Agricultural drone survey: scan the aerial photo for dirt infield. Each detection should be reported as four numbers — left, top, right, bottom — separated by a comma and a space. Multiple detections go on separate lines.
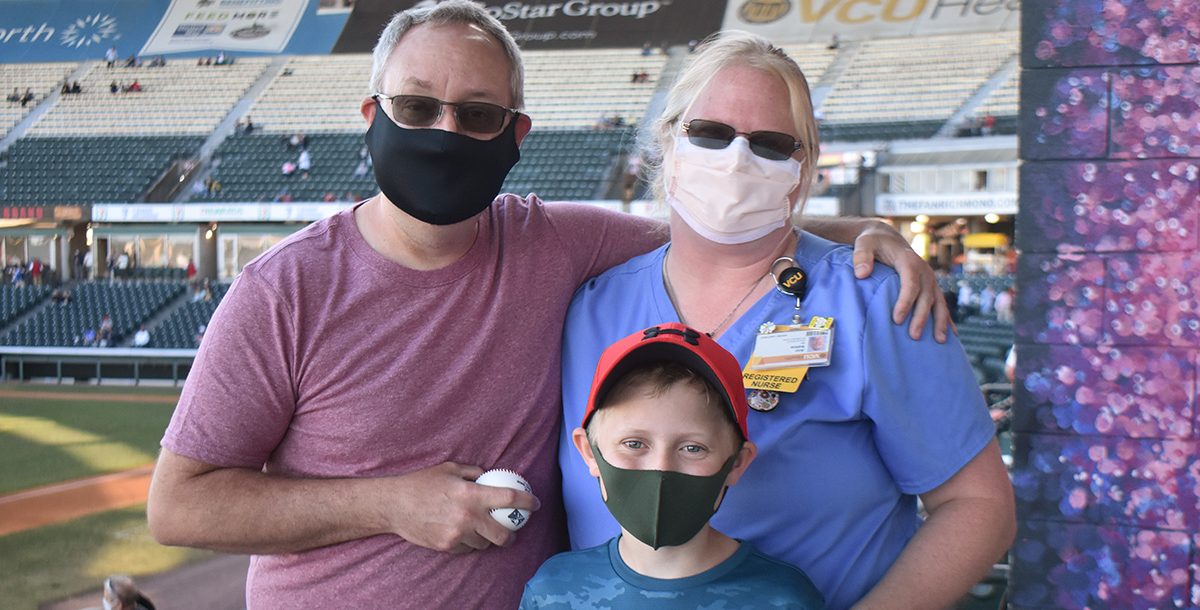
0, 465, 154, 537
0, 389, 179, 405
0, 385, 176, 535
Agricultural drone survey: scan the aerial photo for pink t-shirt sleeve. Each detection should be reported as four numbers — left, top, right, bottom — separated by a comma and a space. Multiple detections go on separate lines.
541, 202, 666, 282
162, 268, 298, 468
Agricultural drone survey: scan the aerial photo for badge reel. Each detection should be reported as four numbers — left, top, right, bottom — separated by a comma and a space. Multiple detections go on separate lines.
742, 257, 835, 412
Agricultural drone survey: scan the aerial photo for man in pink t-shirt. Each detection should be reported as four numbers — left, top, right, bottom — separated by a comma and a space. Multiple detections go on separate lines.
147, 3, 949, 609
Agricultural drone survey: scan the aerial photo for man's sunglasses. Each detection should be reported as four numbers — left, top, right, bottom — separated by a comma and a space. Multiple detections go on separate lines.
681, 119, 803, 161
374, 94, 518, 135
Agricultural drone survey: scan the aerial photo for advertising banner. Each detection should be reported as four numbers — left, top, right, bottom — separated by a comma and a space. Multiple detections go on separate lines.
723, 0, 1018, 43
874, 192, 1016, 217
141, 0, 309, 55
0, 0, 164, 63
333, 0, 727, 51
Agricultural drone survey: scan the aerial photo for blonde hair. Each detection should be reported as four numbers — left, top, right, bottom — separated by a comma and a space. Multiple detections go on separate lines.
369, 0, 525, 110
643, 30, 820, 214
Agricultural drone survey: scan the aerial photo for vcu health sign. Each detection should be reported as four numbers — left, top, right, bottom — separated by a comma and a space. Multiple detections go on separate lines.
726, 0, 1018, 42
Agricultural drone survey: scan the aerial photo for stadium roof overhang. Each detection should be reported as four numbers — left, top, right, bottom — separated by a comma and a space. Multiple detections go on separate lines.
877, 136, 1018, 173
877, 148, 1017, 172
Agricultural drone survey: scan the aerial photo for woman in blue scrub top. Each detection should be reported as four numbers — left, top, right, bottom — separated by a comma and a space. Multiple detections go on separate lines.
559, 31, 1016, 610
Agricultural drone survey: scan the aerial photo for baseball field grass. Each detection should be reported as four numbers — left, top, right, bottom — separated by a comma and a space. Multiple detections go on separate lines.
0, 384, 178, 494
0, 383, 206, 609
0, 504, 215, 609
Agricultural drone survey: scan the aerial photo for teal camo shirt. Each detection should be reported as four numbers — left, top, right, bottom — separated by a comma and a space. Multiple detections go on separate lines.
520, 537, 824, 609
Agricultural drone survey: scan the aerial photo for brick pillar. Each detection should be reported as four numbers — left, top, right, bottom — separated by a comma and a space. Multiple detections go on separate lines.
1011, 2, 1200, 608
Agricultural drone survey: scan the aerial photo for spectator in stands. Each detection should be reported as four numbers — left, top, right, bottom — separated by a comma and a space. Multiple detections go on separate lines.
323, 191, 337, 202
216, 51, 228, 65
193, 323, 206, 346
240, 116, 256, 134
127, 80, 143, 93
60, 81, 71, 95
102, 575, 156, 610
641, 41, 652, 56
149, 55, 167, 68
110, 81, 120, 94
82, 327, 96, 346
274, 188, 294, 202
281, 160, 297, 177
146, 5, 948, 609
6, 87, 18, 102
621, 152, 642, 205
105, 45, 118, 68
19, 88, 34, 107
71, 81, 82, 94
73, 250, 85, 279
297, 149, 312, 179
10, 265, 24, 287
981, 114, 996, 136
827, 34, 840, 50
204, 176, 222, 196
192, 279, 211, 302
979, 283, 997, 315
559, 31, 1010, 610
956, 279, 975, 319
124, 54, 140, 68
51, 288, 71, 305
133, 325, 151, 347
98, 314, 114, 347
353, 159, 370, 176
83, 250, 93, 279
994, 286, 1014, 324
190, 179, 207, 197
186, 259, 197, 282
29, 258, 42, 286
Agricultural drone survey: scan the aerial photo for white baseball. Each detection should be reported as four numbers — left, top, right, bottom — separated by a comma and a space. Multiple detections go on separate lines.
475, 469, 534, 531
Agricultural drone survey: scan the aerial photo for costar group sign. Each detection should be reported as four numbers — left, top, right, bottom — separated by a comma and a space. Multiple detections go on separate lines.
483, 1, 665, 20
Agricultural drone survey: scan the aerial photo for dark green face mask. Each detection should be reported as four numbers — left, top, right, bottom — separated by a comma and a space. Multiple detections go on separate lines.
590, 440, 738, 550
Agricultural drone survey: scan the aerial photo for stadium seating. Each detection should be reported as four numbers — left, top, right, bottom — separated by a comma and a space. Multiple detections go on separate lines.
0, 284, 52, 327
0, 135, 204, 204
148, 282, 229, 348
196, 132, 373, 202
27, 57, 271, 136
820, 32, 1017, 138
198, 127, 636, 203
1, 62, 77, 137
3, 281, 184, 346
956, 314, 1014, 384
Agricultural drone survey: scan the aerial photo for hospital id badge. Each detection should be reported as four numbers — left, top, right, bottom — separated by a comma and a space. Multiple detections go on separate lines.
750, 321, 834, 369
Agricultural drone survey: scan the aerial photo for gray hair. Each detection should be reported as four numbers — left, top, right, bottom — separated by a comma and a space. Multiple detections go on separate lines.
643, 30, 820, 213
369, 0, 525, 110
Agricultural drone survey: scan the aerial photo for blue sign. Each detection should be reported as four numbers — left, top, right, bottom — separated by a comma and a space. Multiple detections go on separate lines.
0, 0, 167, 63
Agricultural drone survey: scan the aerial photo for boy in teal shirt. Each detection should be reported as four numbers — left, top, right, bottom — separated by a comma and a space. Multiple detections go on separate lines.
521, 323, 823, 609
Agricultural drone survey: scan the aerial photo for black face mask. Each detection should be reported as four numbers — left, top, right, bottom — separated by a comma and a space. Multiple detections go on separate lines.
365, 99, 520, 226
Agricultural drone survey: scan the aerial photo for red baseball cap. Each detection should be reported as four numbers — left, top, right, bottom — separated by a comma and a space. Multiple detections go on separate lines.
583, 323, 750, 441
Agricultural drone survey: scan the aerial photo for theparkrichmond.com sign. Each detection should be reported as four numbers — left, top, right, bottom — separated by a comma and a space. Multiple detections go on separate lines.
726, 0, 1018, 42
333, 0, 726, 51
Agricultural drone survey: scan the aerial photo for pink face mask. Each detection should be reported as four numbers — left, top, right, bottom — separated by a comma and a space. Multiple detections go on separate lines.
665, 135, 802, 244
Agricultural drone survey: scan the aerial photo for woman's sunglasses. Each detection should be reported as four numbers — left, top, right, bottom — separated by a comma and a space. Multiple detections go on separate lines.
681, 119, 802, 161
374, 94, 517, 135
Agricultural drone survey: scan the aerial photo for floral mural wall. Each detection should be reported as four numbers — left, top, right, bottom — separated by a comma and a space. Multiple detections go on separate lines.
1013, 1, 1200, 608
